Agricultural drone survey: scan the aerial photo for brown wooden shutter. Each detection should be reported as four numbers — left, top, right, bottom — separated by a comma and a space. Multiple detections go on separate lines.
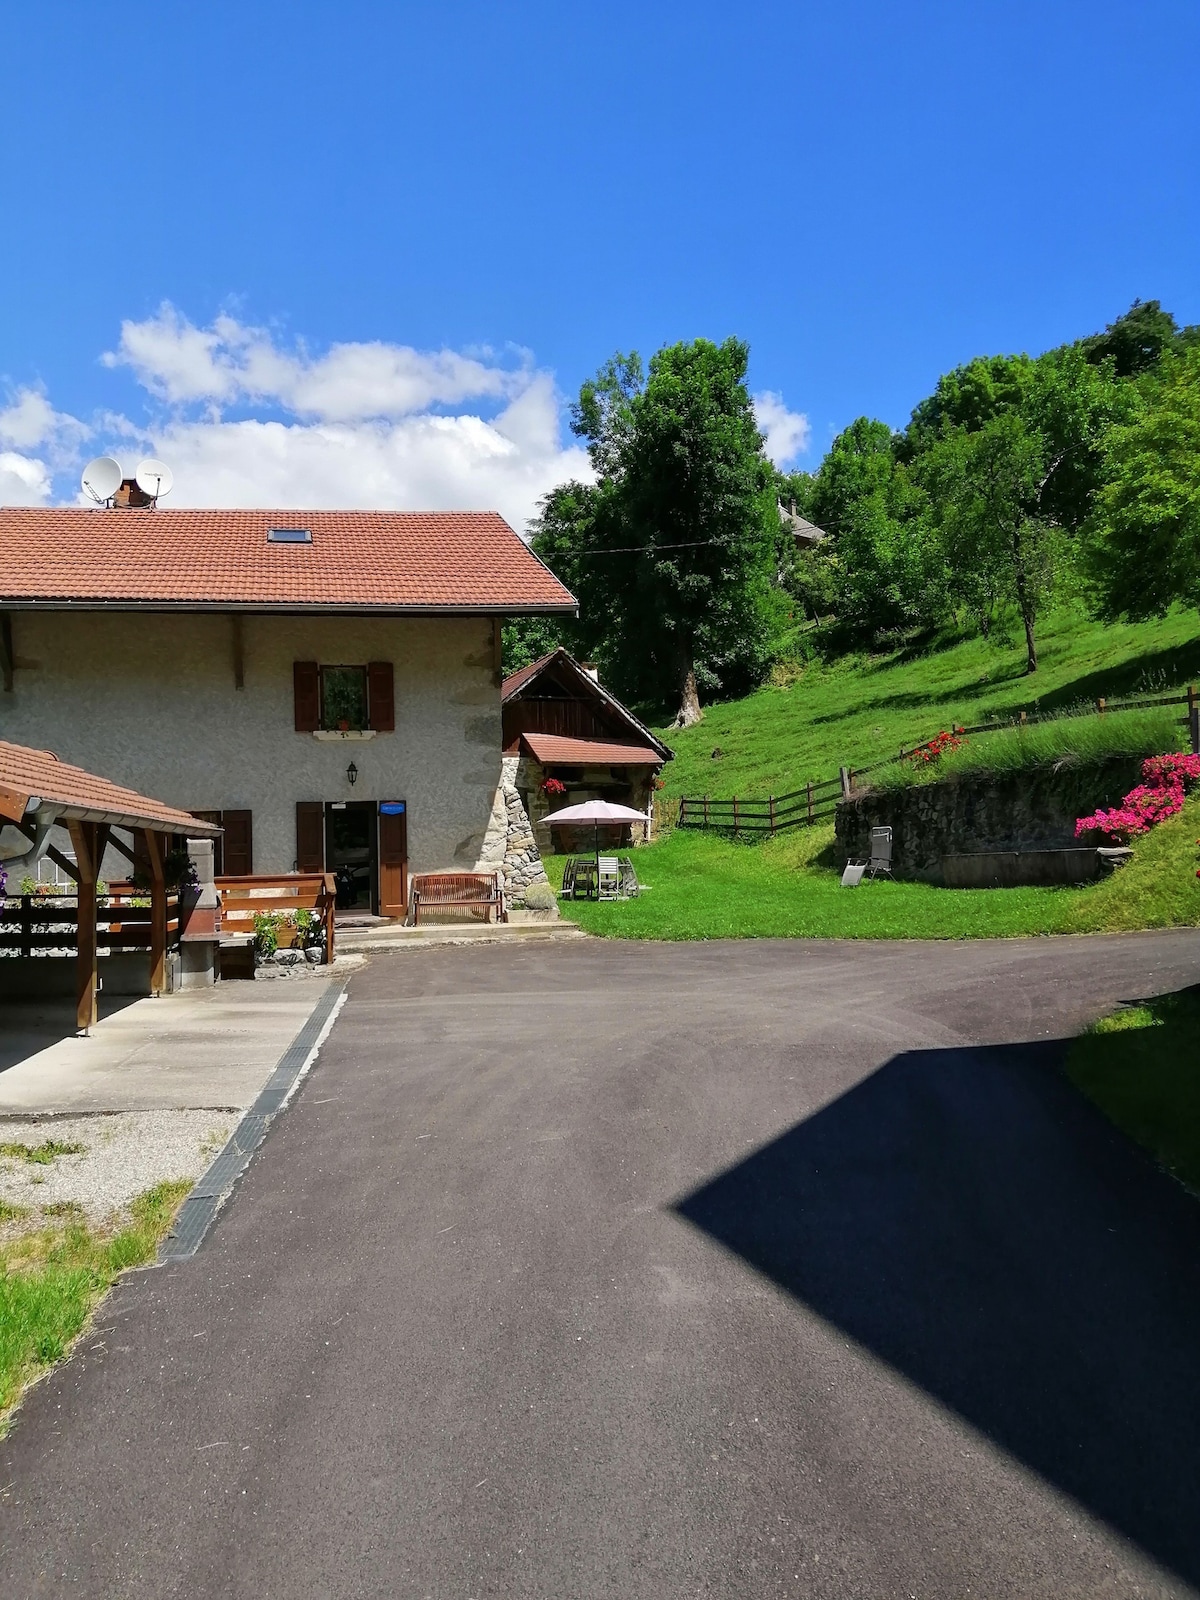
295, 802, 325, 873
294, 661, 320, 732
367, 661, 395, 731
378, 805, 407, 918
221, 810, 253, 877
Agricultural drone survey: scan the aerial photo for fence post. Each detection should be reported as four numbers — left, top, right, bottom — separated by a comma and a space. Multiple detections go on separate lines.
839, 766, 851, 800
807, 781, 813, 821
20, 893, 32, 958
1019, 711, 1027, 728
733, 796, 739, 832
703, 794, 709, 825
1097, 697, 1106, 716
1190, 685, 1199, 756
678, 798, 686, 827
769, 794, 776, 835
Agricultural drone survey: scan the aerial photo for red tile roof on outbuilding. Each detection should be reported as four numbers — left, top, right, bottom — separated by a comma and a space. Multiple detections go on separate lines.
0, 740, 221, 835
0, 508, 576, 613
519, 734, 664, 766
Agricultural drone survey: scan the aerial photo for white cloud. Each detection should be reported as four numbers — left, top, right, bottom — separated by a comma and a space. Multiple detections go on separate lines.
754, 390, 810, 467
0, 451, 53, 504
3, 308, 809, 532
103, 304, 528, 421
141, 369, 591, 533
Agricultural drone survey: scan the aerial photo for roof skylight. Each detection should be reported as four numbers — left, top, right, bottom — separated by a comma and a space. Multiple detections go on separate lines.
267, 527, 312, 544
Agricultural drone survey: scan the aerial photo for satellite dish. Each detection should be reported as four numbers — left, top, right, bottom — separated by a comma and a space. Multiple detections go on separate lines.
135, 458, 174, 501
81, 456, 123, 503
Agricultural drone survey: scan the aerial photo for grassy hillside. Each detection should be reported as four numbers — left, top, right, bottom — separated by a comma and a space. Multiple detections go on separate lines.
549, 792, 1200, 941
655, 608, 1200, 803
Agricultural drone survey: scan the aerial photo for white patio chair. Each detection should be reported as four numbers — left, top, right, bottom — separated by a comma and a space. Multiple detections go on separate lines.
597, 856, 620, 900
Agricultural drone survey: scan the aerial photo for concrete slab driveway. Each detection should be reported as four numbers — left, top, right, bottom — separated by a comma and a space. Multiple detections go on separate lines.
3, 931, 1200, 1598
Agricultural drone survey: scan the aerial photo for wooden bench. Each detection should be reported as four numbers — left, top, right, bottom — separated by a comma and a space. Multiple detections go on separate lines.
408, 871, 506, 926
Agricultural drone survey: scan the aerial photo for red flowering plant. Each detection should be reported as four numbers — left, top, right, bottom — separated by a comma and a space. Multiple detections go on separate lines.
540, 777, 567, 797
1075, 752, 1200, 844
909, 729, 966, 766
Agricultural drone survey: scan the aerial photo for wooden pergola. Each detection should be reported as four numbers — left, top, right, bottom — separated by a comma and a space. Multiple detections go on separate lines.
0, 739, 220, 1033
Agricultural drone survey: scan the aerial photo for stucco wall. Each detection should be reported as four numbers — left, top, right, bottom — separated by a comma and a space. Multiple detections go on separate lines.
1, 611, 505, 877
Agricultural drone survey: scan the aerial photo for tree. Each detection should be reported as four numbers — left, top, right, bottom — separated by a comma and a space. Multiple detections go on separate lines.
809, 418, 940, 637
1087, 348, 1200, 618
1082, 299, 1185, 377
535, 337, 780, 727
921, 412, 1064, 673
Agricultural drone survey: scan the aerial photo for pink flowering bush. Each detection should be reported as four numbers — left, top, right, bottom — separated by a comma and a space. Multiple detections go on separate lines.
1075, 753, 1200, 843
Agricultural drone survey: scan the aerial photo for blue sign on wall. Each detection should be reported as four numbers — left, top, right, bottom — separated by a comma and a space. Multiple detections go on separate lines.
380, 801, 406, 815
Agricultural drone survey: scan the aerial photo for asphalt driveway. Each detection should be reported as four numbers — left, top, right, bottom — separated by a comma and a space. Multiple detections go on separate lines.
4, 932, 1200, 1599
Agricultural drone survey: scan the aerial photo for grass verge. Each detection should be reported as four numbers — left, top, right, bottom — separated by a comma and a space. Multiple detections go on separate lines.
0, 1179, 191, 1432
1066, 987, 1200, 1194
548, 792, 1200, 941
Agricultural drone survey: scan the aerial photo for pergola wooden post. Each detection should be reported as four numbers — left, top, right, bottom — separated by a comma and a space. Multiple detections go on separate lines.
67, 819, 109, 1035
143, 828, 167, 996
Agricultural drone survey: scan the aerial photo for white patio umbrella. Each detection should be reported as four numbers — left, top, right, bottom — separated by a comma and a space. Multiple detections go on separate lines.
544, 799, 651, 865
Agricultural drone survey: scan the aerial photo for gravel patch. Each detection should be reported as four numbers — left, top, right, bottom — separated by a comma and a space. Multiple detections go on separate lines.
0, 1111, 233, 1226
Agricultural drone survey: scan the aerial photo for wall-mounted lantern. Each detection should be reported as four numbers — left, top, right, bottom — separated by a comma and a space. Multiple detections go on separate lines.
346, 761, 358, 787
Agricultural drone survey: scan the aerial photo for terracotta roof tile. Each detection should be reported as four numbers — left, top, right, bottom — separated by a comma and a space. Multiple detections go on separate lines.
520, 734, 663, 766
0, 508, 576, 613
0, 740, 220, 835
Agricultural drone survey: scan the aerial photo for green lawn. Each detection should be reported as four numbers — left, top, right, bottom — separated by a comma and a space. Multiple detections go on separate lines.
547, 791, 1200, 941
1067, 987, 1200, 1195
655, 607, 1200, 804
0, 1181, 190, 1432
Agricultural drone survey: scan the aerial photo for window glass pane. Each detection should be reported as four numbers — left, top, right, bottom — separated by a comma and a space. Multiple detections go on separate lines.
321, 666, 368, 729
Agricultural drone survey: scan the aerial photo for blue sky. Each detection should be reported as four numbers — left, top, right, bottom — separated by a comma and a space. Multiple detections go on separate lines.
2, 0, 1197, 524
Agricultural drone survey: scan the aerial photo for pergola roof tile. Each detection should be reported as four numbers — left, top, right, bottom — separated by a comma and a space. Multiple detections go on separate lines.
0, 740, 220, 835
520, 733, 663, 766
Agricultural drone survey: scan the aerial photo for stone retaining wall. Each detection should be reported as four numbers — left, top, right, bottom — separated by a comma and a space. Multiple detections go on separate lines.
835, 755, 1144, 882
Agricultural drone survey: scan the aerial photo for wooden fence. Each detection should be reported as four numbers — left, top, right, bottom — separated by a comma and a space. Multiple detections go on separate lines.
215, 873, 336, 965
676, 685, 1200, 838
0, 890, 182, 956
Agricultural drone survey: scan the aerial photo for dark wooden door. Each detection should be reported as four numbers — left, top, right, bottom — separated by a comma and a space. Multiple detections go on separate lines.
222, 810, 253, 877
295, 801, 325, 873
378, 804, 407, 919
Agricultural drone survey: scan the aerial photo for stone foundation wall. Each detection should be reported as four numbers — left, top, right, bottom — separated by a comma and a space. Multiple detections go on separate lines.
835, 755, 1145, 881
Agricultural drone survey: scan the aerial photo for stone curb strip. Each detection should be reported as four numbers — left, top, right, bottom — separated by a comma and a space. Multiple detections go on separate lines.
159, 980, 348, 1262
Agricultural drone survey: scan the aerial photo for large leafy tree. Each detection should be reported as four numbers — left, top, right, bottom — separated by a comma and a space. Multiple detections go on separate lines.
530, 337, 780, 727
1082, 299, 1197, 378
808, 418, 939, 637
1087, 348, 1200, 618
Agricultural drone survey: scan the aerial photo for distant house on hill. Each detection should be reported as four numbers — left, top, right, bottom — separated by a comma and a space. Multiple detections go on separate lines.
779, 502, 828, 548
502, 648, 672, 852
0, 501, 575, 915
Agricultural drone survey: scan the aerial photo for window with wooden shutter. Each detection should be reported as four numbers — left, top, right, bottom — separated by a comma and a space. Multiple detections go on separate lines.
222, 810, 253, 877
293, 661, 320, 732
295, 801, 325, 873
367, 661, 395, 731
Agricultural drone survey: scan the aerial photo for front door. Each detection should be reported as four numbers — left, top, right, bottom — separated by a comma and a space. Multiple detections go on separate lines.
378, 802, 408, 919
325, 801, 378, 912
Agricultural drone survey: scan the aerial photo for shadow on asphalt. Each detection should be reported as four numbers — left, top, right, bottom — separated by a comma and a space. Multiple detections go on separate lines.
675, 1039, 1200, 1590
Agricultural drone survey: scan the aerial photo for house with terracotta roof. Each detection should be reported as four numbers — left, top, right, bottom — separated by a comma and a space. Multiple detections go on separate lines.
501, 648, 671, 854
0, 503, 575, 915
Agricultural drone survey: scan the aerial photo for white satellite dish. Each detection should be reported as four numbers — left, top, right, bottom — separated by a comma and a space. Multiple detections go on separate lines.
81, 456, 123, 504
135, 458, 174, 501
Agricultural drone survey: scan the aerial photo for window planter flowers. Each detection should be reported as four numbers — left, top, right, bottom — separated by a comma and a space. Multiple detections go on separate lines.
1075, 752, 1200, 843
541, 777, 567, 797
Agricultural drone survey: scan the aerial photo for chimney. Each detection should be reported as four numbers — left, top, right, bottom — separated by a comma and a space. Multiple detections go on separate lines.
580, 662, 600, 683
111, 477, 156, 509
